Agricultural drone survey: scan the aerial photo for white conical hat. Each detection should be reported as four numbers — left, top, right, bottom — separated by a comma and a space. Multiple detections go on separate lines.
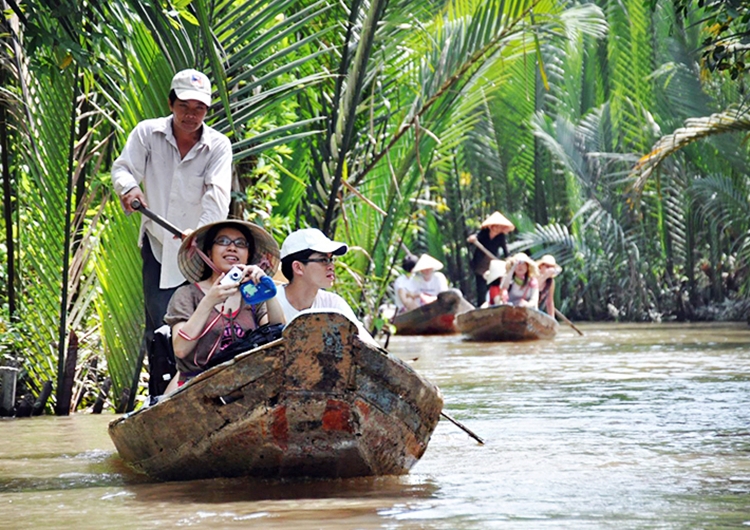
480, 211, 515, 231
483, 259, 507, 284
412, 253, 444, 272
536, 254, 562, 277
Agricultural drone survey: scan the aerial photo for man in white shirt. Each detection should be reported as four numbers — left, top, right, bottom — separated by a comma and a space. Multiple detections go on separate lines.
276, 228, 378, 346
110, 69, 232, 393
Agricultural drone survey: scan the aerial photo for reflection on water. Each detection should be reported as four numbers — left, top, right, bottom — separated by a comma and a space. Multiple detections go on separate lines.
1, 323, 750, 529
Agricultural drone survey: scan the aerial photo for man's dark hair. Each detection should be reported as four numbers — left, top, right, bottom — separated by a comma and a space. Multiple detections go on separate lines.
280, 249, 316, 283
402, 254, 418, 273
200, 223, 256, 280
169, 89, 178, 106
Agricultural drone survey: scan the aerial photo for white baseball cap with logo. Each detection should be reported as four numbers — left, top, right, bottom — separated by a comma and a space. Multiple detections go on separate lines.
170, 69, 212, 106
280, 228, 348, 259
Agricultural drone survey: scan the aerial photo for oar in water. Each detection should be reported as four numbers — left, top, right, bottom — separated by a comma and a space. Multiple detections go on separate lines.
441, 410, 485, 445
467, 237, 583, 336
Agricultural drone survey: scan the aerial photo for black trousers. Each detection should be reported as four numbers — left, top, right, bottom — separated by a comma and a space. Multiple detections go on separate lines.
140, 236, 183, 398
475, 273, 487, 307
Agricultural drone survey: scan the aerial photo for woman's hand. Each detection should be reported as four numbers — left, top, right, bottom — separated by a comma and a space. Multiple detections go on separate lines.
238, 264, 267, 285
203, 275, 239, 307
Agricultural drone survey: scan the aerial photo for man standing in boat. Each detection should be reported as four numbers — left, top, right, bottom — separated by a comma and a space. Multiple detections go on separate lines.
110, 69, 233, 395
467, 211, 515, 306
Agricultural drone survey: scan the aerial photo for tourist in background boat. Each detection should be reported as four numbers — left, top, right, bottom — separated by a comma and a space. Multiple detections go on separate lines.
481, 259, 507, 308
393, 254, 420, 314
410, 253, 450, 305
500, 253, 540, 309
111, 69, 232, 393
467, 211, 515, 306
276, 228, 378, 346
165, 220, 285, 387
536, 254, 562, 316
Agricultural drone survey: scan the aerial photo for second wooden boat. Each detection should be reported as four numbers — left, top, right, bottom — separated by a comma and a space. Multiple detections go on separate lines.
455, 305, 558, 341
392, 290, 474, 335
108, 311, 443, 481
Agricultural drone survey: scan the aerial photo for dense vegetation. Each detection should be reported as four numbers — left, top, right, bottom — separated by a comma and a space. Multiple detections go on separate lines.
0, 0, 748, 413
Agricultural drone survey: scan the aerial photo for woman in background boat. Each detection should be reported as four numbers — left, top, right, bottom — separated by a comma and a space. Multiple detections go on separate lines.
500, 253, 540, 309
410, 253, 450, 305
481, 259, 507, 308
536, 254, 562, 316
467, 211, 515, 306
164, 220, 285, 387
393, 254, 420, 314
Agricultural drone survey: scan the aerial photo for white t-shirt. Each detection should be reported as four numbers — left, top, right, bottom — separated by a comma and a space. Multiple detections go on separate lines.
411, 271, 449, 296
276, 285, 379, 346
393, 273, 416, 310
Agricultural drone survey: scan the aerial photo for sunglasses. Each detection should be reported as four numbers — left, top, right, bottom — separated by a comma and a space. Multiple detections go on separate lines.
302, 256, 336, 265
213, 236, 250, 249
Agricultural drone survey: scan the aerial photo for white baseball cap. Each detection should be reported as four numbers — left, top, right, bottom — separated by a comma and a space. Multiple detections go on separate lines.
280, 228, 348, 259
170, 69, 212, 106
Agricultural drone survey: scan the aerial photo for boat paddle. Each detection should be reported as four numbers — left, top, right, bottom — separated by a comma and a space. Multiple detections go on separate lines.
130, 199, 186, 239
467, 236, 584, 336
440, 410, 485, 444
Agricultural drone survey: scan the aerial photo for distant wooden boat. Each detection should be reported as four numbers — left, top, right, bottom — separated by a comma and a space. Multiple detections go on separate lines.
108, 312, 443, 481
455, 305, 558, 341
392, 290, 474, 335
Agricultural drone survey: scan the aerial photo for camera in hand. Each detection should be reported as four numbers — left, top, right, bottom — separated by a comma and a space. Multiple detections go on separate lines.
219, 266, 243, 285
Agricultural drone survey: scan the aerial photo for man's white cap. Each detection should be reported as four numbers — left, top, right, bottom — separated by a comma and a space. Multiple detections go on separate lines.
280, 228, 348, 259
170, 69, 212, 106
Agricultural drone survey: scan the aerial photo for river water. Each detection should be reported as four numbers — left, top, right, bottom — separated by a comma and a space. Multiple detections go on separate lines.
1, 323, 749, 529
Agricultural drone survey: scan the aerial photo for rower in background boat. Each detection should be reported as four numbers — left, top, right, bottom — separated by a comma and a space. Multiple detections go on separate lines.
536, 254, 563, 316
467, 211, 515, 306
500, 253, 540, 309
481, 259, 507, 308
393, 254, 420, 314
411, 253, 451, 305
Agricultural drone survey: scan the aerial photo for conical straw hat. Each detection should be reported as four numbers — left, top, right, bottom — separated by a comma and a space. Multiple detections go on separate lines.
177, 219, 280, 284
483, 259, 507, 284
412, 253, 444, 272
536, 254, 562, 276
480, 211, 515, 231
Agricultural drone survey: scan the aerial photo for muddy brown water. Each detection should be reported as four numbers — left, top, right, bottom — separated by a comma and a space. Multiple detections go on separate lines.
1, 323, 749, 529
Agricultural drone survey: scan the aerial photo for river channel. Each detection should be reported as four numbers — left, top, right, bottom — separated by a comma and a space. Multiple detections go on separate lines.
1, 323, 749, 529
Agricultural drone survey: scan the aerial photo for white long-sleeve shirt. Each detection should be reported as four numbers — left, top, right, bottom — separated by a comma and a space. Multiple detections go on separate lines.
111, 116, 232, 288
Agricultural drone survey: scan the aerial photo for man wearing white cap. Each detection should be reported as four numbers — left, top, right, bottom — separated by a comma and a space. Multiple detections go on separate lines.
276, 228, 378, 346
111, 68, 232, 373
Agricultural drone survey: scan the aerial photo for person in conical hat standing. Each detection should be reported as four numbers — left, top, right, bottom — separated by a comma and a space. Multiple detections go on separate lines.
467, 211, 515, 306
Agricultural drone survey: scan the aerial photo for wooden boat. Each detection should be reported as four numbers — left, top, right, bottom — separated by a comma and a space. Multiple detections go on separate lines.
455, 305, 559, 341
108, 311, 443, 481
392, 290, 474, 335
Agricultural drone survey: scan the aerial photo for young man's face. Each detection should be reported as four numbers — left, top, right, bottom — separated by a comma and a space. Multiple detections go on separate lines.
296, 252, 336, 289
169, 97, 208, 135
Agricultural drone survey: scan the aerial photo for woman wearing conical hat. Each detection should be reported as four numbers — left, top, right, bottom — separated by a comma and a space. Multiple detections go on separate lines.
500, 253, 540, 309
536, 254, 562, 316
410, 253, 450, 306
467, 211, 515, 306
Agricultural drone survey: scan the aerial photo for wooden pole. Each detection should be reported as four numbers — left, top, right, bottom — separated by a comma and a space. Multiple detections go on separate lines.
0, 366, 18, 416
467, 238, 583, 336
441, 411, 485, 445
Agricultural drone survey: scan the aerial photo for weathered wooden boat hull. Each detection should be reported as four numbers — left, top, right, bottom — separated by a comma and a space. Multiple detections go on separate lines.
108, 312, 443, 481
392, 290, 474, 335
455, 305, 559, 341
